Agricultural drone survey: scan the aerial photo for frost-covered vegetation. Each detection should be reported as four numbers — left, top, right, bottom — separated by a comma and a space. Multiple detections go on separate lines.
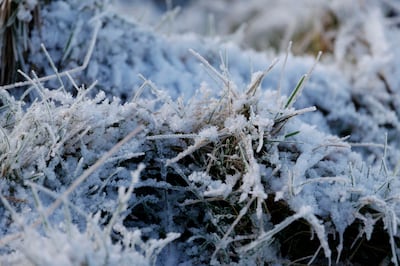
1, 0, 400, 265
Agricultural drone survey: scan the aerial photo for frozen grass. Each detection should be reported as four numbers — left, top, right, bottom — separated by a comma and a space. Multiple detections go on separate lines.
0, 0, 39, 86
1, 0, 400, 265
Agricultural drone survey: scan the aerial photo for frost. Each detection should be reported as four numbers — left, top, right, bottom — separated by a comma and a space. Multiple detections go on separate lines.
198, 126, 219, 142
2, 0, 400, 265
224, 115, 248, 134
17, 0, 38, 22
17, 6, 33, 22
3, 223, 179, 266
189, 172, 233, 199
203, 180, 231, 199
188, 171, 211, 184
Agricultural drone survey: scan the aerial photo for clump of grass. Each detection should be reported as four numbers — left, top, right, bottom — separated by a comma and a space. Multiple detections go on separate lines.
0, 61, 176, 265
137, 47, 400, 265
139, 48, 331, 264
0, 163, 179, 265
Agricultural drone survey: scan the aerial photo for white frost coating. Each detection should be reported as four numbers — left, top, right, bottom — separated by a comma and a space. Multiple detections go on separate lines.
302, 210, 332, 263
188, 171, 211, 184
240, 205, 312, 253
364, 8, 389, 59
16, 0, 38, 22
274, 190, 285, 201
224, 115, 248, 134
204, 181, 232, 199
250, 111, 273, 153
190, 171, 233, 199
239, 136, 268, 205
17, 5, 33, 22
198, 126, 219, 142
26, 0, 38, 10
11, 225, 179, 266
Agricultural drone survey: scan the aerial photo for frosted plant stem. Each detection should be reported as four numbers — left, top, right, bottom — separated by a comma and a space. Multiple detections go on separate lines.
189, 49, 229, 86
296, 176, 349, 188
154, 6, 181, 33
275, 106, 317, 124
277, 41, 292, 101
0, 195, 25, 228
211, 197, 255, 261
246, 58, 279, 97
147, 133, 198, 140
105, 164, 145, 236
308, 245, 322, 265
41, 43, 65, 92
348, 142, 386, 149
166, 138, 210, 166
138, 74, 182, 116
239, 209, 305, 253
31, 185, 50, 230
303, 211, 331, 264
284, 51, 322, 109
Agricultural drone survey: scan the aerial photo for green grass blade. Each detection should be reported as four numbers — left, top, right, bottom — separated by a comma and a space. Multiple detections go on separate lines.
285, 74, 307, 109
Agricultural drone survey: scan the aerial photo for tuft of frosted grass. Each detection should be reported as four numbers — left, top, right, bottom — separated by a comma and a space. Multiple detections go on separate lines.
357, 196, 399, 266
140, 49, 341, 264
128, 46, 400, 264
0, 167, 179, 266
